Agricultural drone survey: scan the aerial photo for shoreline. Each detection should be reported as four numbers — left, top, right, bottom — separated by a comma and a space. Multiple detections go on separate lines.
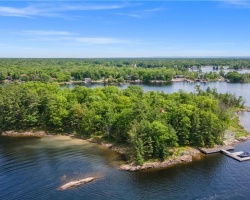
73, 136, 204, 171
0, 132, 205, 171
120, 134, 250, 172
1, 131, 48, 137
2, 123, 250, 172
119, 148, 203, 172
1, 77, 229, 86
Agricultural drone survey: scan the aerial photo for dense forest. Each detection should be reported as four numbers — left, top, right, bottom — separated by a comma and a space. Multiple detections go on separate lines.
0, 82, 243, 164
0, 58, 250, 83
226, 71, 250, 83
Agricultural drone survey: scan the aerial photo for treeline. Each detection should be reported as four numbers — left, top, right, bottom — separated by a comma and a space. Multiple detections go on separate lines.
1, 58, 250, 83
0, 58, 190, 83
0, 83, 243, 164
198, 71, 221, 81
226, 71, 250, 83
71, 67, 180, 83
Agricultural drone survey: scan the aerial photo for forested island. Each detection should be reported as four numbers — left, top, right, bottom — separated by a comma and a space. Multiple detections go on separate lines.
0, 81, 245, 166
226, 71, 250, 83
1, 58, 250, 84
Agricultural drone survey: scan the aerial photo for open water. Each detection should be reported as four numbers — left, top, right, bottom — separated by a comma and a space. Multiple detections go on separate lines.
1, 134, 250, 200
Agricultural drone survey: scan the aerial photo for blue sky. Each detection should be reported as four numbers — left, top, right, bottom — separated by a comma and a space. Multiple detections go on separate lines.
0, 0, 250, 58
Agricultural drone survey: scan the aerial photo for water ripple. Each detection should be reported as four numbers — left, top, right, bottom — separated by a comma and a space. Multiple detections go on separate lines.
2, 136, 250, 200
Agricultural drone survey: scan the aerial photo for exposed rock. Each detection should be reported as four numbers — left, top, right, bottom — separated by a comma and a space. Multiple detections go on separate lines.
238, 136, 248, 141
101, 143, 113, 148
119, 154, 194, 172
119, 147, 203, 172
184, 148, 201, 159
86, 138, 102, 144
1, 131, 46, 137
224, 140, 237, 146
110, 146, 128, 155
180, 155, 192, 162
60, 177, 95, 190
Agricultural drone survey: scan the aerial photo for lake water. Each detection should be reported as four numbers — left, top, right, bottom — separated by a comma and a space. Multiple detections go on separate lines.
239, 112, 250, 133
200, 66, 250, 74
1, 134, 250, 200
65, 81, 250, 107
2, 80, 250, 199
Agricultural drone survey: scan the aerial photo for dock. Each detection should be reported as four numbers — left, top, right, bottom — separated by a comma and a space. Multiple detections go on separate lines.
199, 145, 250, 162
199, 145, 234, 154
221, 150, 250, 162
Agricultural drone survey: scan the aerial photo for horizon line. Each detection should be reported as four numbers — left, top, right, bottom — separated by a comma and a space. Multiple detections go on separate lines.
1, 56, 250, 59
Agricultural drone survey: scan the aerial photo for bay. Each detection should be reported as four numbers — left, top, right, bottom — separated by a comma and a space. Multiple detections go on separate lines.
1, 134, 250, 200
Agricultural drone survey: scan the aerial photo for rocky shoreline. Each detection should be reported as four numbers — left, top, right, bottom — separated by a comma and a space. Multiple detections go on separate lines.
119, 148, 202, 172
1, 131, 48, 137
119, 133, 250, 172
2, 127, 249, 172
72, 135, 205, 172
72, 136, 129, 155
224, 135, 250, 146
120, 155, 192, 172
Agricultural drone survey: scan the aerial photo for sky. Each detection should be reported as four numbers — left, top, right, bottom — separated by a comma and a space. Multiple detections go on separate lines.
0, 0, 250, 58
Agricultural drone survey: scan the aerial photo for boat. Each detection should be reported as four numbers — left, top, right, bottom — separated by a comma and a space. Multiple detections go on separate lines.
238, 152, 250, 158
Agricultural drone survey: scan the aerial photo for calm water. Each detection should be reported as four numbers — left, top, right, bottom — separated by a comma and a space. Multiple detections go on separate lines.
1, 135, 250, 200
200, 66, 250, 74
239, 112, 250, 133
65, 81, 250, 106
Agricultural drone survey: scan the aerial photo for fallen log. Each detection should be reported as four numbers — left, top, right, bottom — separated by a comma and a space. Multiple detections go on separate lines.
60, 177, 95, 190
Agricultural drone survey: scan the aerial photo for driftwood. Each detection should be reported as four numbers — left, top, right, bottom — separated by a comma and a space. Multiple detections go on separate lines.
60, 177, 95, 190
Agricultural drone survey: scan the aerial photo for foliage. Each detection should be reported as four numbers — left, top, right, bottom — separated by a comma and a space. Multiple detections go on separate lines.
226, 71, 250, 83
0, 82, 242, 164
1, 58, 250, 84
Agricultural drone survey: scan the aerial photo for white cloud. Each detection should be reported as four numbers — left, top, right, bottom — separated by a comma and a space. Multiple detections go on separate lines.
114, 7, 163, 18
71, 37, 130, 44
11, 29, 136, 45
0, 5, 60, 18
220, 0, 250, 8
17, 30, 73, 36
58, 4, 126, 11
26, 36, 129, 45
0, 3, 128, 18
143, 8, 164, 13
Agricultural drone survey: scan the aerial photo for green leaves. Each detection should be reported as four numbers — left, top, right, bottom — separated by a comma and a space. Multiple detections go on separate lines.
149, 121, 177, 160
0, 82, 233, 163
